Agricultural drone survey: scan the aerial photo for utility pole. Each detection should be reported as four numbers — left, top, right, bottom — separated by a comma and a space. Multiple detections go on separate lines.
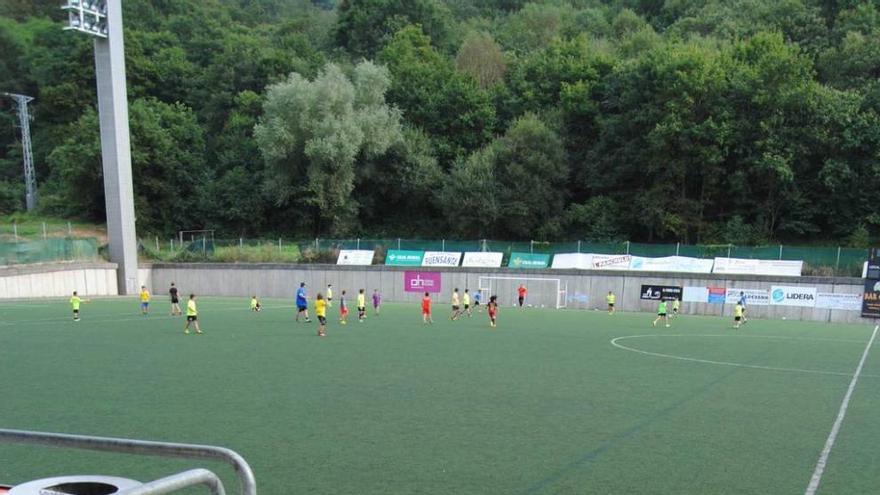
2, 93, 37, 211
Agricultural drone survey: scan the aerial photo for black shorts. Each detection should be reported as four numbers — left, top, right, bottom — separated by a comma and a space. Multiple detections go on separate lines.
171, 297, 179, 304
318, 316, 327, 325
464, 304, 470, 310
358, 306, 366, 312
735, 316, 742, 321
297, 304, 307, 312
187, 315, 197, 322
673, 308, 679, 313
474, 301, 480, 306
518, 297, 524, 304
608, 303, 614, 308
452, 305, 460, 311
658, 312, 667, 317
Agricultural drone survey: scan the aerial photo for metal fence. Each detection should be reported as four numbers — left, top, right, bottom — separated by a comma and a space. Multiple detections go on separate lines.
139, 237, 869, 277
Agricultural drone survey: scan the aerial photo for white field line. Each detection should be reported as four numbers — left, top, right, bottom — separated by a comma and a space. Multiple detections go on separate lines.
610, 334, 880, 378
804, 324, 879, 495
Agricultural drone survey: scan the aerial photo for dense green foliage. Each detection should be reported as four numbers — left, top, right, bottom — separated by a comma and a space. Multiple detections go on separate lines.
1, 0, 880, 243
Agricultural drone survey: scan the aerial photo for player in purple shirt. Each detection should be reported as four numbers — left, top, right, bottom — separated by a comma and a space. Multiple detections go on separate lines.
372, 289, 382, 316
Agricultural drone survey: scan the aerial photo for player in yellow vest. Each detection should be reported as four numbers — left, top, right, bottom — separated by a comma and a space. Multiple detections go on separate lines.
316, 293, 327, 337
733, 303, 744, 329
184, 294, 202, 334
357, 289, 366, 322
463, 289, 472, 317
326, 284, 333, 308
140, 286, 151, 316
606, 291, 616, 314
69, 291, 89, 321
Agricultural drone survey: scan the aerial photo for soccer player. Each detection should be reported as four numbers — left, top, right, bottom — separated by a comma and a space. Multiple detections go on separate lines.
184, 294, 202, 334
450, 288, 462, 320
169, 282, 181, 316
738, 291, 748, 323
339, 290, 349, 325
606, 291, 616, 315
69, 291, 88, 321
372, 289, 382, 316
733, 302, 744, 329
487, 295, 498, 328
316, 293, 327, 337
672, 297, 681, 318
422, 292, 433, 324
250, 296, 262, 312
653, 299, 670, 328
517, 284, 527, 309
326, 284, 333, 308
296, 283, 311, 323
463, 289, 472, 317
473, 291, 482, 312
140, 286, 151, 315
357, 289, 367, 323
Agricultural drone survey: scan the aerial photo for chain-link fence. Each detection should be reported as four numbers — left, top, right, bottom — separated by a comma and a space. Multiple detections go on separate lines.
138, 237, 869, 277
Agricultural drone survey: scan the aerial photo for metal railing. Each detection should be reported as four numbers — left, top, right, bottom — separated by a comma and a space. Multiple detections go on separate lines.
0, 429, 256, 495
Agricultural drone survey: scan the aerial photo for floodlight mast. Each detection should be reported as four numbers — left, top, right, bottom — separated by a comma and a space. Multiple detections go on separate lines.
2, 93, 37, 211
62, 0, 138, 295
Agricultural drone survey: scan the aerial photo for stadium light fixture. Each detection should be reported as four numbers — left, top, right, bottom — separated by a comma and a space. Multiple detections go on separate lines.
60, 0, 138, 295
62, 0, 108, 38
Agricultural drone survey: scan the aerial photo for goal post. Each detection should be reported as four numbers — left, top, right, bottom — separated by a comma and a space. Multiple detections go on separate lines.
477, 276, 568, 309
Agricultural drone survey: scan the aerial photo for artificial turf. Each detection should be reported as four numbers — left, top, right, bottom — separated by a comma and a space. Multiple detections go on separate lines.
0, 297, 878, 494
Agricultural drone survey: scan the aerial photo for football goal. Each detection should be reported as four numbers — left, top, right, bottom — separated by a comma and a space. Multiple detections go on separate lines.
477, 276, 568, 309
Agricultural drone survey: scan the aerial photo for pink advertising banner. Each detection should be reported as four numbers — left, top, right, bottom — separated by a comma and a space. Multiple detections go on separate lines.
404, 271, 442, 293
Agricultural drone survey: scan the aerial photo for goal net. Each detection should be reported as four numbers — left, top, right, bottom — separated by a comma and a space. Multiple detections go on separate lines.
477, 276, 568, 309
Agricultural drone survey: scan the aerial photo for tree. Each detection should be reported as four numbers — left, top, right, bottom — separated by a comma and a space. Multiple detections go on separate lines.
43, 98, 207, 234
254, 61, 403, 235
335, 0, 456, 57
380, 25, 496, 165
455, 31, 507, 88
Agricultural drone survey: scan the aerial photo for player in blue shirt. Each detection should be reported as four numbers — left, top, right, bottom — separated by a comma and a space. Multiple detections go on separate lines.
296, 282, 311, 323
473, 291, 482, 312
738, 291, 748, 324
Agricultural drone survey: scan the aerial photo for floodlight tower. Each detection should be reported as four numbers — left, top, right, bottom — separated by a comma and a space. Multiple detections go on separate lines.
2, 93, 37, 211
62, 0, 138, 294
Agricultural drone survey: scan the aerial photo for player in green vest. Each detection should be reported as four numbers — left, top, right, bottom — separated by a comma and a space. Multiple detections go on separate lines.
652, 300, 670, 328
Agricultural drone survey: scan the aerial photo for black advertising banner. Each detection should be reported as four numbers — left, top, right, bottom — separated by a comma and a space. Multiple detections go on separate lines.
640, 285, 683, 301
867, 248, 880, 280
862, 279, 880, 318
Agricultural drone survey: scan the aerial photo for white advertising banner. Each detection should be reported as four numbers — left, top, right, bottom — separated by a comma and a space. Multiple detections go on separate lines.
815, 293, 862, 311
551, 253, 592, 269
725, 288, 770, 306
337, 250, 375, 266
630, 256, 715, 274
421, 251, 462, 267
770, 286, 817, 307
590, 254, 632, 270
462, 252, 504, 268
713, 258, 803, 277
683, 286, 709, 303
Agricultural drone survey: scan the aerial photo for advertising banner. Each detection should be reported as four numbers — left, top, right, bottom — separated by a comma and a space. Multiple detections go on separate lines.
421, 251, 462, 267
862, 279, 880, 318
640, 285, 683, 301
337, 250, 374, 266
725, 289, 770, 306
630, 256, 715, 274
708, 287, 727, 304
551, 253, 591, 269
385, 250, 424, 266
682, 286, 709, 303
815, 293, 862, 311
508, 252, 551, 269
770, 286, 817, 307
713, 258, 803, 277
404, 271, 441, 293
462, 252, 504, 268
590, 254, 632, 270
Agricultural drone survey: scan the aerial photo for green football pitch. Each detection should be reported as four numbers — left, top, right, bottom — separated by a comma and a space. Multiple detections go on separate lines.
1, 297, 878, 494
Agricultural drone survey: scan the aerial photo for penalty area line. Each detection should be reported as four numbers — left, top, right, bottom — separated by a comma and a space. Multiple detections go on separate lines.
804, 323, 879, 495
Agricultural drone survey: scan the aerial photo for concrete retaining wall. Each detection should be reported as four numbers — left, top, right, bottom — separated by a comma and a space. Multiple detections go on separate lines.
147, 263, 868, 324
0, 262, 119, 298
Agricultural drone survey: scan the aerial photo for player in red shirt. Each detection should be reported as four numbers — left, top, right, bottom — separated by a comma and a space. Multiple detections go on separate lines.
487, 295, 498, 328
517, 284, 527, 309
422, 292, 433, 324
